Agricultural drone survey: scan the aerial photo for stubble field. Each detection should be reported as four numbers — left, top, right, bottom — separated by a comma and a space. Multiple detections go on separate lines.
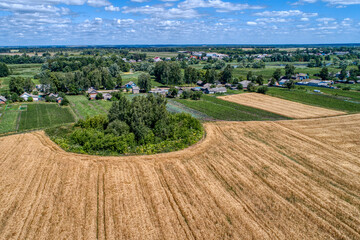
219, 93, 347, 118
0, 113, 359, 239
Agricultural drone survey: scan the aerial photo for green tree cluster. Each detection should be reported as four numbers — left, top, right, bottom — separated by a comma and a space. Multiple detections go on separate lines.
52, 94, 203, 155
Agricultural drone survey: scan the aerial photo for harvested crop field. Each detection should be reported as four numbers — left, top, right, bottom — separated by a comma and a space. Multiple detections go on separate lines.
218, 93, 346, 119
0, 114, 359, 239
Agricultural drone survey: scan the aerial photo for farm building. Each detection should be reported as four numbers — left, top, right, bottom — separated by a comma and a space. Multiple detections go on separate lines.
149, 88, 168, 95
296, 80, 334, 88
196, 80, 203, 86
125, 81, 137, 88
56, 97, 63, 104
87, 88, 98, 100
20, 92, 39, 101
238, 80, 252, 89
191, 87, 202, 91
49, 93, 58, 98
153, 57, 162, 62
103, 93, 112, 100
0, 96, 7, 104
295, 73, 309, 81
132, 86, 140, 94
204, 87, 227, 94
201, 83, 212, 90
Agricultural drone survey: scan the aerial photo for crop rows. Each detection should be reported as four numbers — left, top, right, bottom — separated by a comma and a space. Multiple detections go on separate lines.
0, 113, 359, 239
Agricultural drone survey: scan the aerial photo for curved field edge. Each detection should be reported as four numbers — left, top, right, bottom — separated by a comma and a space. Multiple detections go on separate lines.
266, 87, 360, 113
218, 93, 346, 119
0, 114, 359, 239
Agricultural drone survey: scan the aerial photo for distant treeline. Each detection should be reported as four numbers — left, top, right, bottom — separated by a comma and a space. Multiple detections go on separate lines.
0, 55, 45, 64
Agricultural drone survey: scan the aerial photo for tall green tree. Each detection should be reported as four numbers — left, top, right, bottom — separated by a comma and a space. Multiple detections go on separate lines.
168, 62, 182, 85
285, 64, 295, 78
184, 66, 198, 85
220, 64, 232, 83
247, 71, 253, 81
272, 68, 282, 81
319, 67, 329, 80
204, 69, 217, 84
0, 63, 10, 77
138, 73, 152, 92
9, 77, 25, 95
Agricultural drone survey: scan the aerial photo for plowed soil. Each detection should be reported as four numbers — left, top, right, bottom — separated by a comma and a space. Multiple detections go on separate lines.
218, 93, 346, 118
0, 114, 359, 239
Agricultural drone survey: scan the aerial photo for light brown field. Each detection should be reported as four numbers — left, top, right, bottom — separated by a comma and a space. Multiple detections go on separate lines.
218, 93, 346, 119
0, 114, 359, 239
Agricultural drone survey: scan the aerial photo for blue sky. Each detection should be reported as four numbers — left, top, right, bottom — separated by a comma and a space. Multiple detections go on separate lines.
0, 0, 359, 46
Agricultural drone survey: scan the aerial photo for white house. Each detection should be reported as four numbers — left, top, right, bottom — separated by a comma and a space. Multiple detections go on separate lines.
20, 92, 39, 101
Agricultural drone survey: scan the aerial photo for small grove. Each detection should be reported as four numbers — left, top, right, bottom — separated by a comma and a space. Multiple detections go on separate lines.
47, 94, 204, 155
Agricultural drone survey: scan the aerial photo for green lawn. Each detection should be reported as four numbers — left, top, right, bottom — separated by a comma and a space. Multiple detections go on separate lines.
175, 95, 290, 121
18, 103, 75, 131
267, 87, 360, 113
121, 72, 163, 87
0, 63, 41, 94
0, 105, 19, 134
67, 95, 112, 119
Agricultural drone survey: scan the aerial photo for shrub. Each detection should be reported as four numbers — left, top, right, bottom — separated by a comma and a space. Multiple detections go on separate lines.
342, 86, 351, 91
190, 91, 202, 100
257, 86, 268, 94
181, 90, 191, 99
237, 83, 243, 90
27, 97, 33, 102
96, 92, 103, 100
60, 97, 69, 106
247, 83, 256, 92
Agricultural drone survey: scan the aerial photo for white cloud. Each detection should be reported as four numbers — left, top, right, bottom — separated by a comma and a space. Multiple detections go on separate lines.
105, 5, 120, 11
254, 10, 318, 18
178, 0, 264, 12
122, 5, 201, 19
293, 0, 360, 5
247, 21, 257, 26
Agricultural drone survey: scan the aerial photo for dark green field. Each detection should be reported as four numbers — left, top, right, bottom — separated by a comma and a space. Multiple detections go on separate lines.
18, 103, 75, 131
175, 95, 290, 121
267, 87, 360, 113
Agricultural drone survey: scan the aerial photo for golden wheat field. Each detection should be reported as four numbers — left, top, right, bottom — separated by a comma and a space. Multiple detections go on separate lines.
218, 93, 346, 118
0, 114, 359, 239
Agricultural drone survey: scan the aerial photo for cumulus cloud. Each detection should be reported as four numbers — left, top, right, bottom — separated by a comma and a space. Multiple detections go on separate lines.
254, 10, 318, 18
105, 5, 120, 11
122, 5, 202, 19
293, 0, 360, 6
178, 0, 264, 12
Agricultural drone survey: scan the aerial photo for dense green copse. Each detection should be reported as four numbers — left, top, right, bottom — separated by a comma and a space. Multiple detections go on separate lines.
47, 94, 204, 155
0, 63, 10, 77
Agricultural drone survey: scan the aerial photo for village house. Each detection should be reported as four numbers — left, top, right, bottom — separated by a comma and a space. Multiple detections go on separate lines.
56, 97, 63, 104
296, 80, 334, 88
103, 93, 112, 100
0, 96, 7, 104
201, 83, 212, 90
132, 86, 140, 94
204, 87, 227, 94
238, 80, 252, 89
153, 57, 162, 62
49, 93, 58, 98
124, 81, 137, 88
149, 88, 168, 95
295, 73, 309, 81
20, 92, 39, 101
87, 88, 98, 100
